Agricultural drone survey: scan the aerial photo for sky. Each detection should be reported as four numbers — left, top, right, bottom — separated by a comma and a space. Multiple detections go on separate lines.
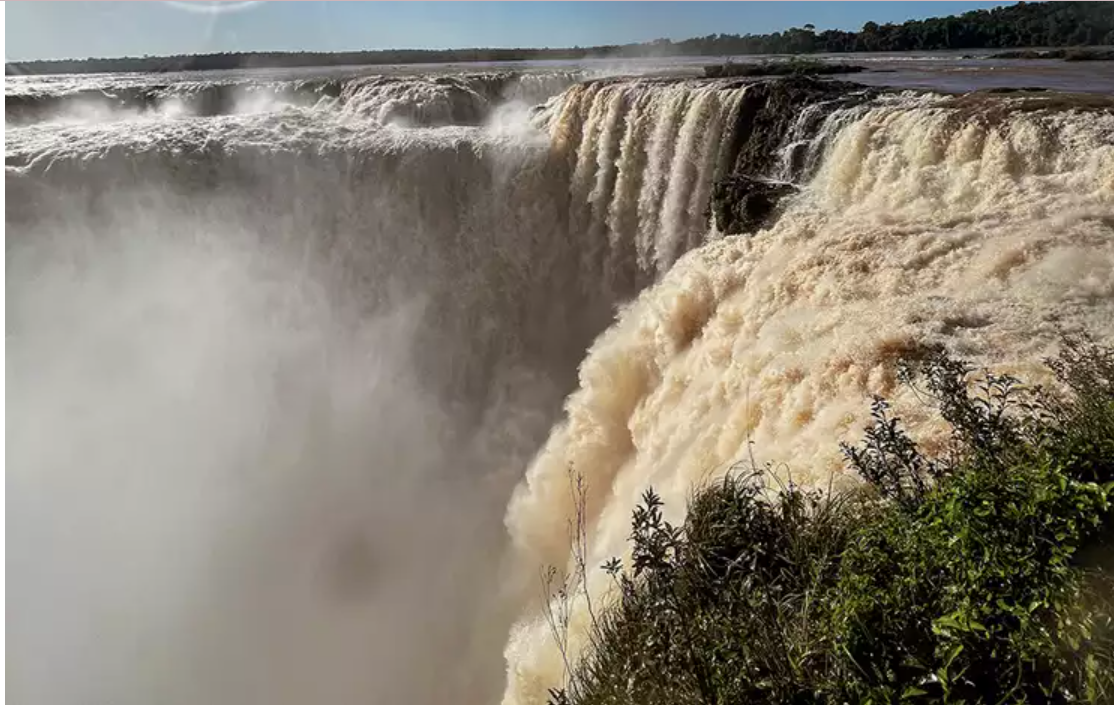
7, 1, 1017, 62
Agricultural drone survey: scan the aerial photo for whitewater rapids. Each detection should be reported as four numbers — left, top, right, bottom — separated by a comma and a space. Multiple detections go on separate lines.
500, 88, 1114, 705
6, 70, 1114, 705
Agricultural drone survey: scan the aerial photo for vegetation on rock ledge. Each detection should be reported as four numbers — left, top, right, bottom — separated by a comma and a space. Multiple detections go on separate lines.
703, 58, 865, 79
990, 49, 1114, 61
547, 338, 1114, 704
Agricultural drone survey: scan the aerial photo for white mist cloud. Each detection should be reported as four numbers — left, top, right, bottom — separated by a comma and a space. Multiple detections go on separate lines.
6, 198, 519, 705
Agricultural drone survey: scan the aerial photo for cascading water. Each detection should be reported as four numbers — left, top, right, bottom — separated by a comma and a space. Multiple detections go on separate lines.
7, 70, 740, 705
7, 68, 1114, 705
4, 70, 584, 127
500, 88, 1114, 705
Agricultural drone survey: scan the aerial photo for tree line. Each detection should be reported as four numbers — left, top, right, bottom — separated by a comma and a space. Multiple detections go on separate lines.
8, 1, 1113, 76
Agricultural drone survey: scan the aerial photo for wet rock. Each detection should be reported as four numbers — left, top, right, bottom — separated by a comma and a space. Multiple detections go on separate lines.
705, 76, 876, 236
722, 76, 878, 180
712, 175, 797, 234
977, 86, 1050, 94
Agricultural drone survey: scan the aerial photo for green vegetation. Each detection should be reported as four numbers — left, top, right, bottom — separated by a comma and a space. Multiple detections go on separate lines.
704, 58, 864, 79
8, 1, 1112, 75
991, 49, 1114, 61
671, 1, 1114, 55
548, 338, 1114, 704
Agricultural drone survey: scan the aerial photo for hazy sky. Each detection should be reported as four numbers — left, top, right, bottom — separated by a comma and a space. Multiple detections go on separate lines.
8, 1, 1016, 61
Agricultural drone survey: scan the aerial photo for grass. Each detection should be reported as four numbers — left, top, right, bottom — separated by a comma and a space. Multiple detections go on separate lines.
546, 337, 1114, 705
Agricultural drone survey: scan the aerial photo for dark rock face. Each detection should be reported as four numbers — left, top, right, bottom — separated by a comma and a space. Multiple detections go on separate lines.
977, 86, 1050, 94
706, 76, 1112, 236
712, 176, 798, 234
724, 76, 876, 178
709, 76, 877, 235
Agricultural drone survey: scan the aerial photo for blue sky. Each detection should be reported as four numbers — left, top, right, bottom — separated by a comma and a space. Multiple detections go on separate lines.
8, 1, 1016, 61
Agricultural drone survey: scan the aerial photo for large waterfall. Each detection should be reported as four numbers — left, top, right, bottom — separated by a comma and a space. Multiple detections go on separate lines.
501, 87, 1114, 705
7, 70, 1114, 705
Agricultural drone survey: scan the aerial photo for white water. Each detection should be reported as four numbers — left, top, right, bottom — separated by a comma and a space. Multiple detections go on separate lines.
7, 72, 1114, 705
4, 71, 584, 127
501, 91, 1114, 705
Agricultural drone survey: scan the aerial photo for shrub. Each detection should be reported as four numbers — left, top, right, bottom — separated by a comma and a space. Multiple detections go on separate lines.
549, 338, 1114, 705
833, 459, 1113, 703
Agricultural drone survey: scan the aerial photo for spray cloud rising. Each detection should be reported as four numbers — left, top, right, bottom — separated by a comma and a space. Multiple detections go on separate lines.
6, 69, 1114, 705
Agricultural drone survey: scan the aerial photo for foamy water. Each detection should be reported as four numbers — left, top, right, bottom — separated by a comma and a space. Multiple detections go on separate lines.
501, 92, 1114, 705
7, 67, 1114, 705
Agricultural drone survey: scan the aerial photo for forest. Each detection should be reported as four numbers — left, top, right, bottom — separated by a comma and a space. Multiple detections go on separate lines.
7, 1, 1114, 75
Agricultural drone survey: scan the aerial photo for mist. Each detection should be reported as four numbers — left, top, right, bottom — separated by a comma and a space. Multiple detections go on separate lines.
6, 190, 538, 705
10, 59, 1113, 705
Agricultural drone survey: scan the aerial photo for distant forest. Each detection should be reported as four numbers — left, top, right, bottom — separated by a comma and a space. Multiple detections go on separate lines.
8, 1, 1114, 76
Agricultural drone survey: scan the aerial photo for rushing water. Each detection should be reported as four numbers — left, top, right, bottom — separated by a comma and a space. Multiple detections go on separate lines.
7, 60, 1114, 705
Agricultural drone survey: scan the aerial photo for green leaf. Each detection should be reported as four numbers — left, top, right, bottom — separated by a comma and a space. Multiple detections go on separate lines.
944, 643, 964, 668
933, 614, 963, 634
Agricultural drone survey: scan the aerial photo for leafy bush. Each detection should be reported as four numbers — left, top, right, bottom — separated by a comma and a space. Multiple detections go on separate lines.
548, 338, 1114, 705
834, 460, 1112, 702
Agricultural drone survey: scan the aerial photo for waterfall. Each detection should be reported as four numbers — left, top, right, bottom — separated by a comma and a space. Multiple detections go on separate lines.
6, 71, 1113, 705
500, 89, 1114, 705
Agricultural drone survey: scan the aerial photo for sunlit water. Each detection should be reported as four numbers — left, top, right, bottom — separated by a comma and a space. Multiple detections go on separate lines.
7, 56, 1114, 705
